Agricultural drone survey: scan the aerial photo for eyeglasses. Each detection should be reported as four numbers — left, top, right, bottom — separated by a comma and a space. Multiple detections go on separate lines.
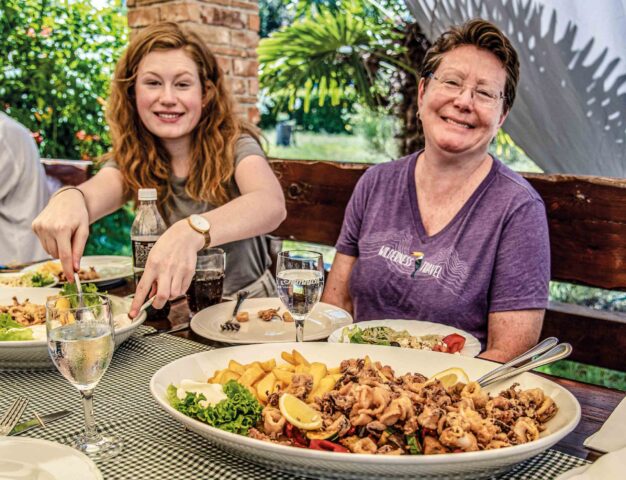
426, 73, 505, 108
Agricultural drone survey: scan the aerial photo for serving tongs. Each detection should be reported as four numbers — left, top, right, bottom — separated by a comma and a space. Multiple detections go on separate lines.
476, 337, 572, 388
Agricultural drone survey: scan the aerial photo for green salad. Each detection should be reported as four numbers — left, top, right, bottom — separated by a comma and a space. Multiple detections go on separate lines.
0, 271, 55, 287
0, 313, 34, 341
60, 282, 102, 308
167, 380, 262, 435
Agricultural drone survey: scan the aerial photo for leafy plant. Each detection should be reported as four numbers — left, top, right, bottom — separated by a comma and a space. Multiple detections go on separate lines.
0, 0, 127, 159
258, 0, 414, 113
1, 0, 131, 257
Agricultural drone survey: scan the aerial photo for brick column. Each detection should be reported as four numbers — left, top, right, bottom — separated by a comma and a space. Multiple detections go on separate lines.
127, 0, 260, 124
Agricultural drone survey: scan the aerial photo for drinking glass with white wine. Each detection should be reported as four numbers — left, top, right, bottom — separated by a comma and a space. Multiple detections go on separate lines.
276, 250, 324, 342
46, 293, 122, 459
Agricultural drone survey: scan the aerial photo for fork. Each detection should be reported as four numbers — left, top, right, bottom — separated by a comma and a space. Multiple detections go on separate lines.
220, 290, 249, 332
0, 396, 29, 436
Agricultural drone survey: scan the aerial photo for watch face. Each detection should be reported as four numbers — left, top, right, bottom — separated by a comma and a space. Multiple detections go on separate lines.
190, 214, 210, 232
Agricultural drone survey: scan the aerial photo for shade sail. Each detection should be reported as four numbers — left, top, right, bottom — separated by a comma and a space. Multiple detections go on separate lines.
405, 0, 626, 177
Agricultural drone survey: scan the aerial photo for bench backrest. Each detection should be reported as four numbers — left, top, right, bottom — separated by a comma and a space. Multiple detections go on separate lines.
269, 158, 626, 372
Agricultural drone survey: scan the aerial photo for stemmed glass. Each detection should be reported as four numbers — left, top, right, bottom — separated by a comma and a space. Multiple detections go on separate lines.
276, 250, 324, 342
46, 294, 122, 459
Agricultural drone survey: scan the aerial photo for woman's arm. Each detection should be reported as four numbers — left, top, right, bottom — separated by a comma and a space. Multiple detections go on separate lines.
479, 309, 544, 362
32, 167, 125, 279
130, 155, 287, 314
321, 253, 356, 315
201, 154, 287, 245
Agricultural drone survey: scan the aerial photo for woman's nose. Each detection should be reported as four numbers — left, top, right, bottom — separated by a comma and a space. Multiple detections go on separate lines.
453, 86, 474, 109
159, 85, 176, 105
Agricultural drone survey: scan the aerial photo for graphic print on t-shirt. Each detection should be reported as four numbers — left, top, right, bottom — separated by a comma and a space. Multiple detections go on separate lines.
358, 228, 470, 298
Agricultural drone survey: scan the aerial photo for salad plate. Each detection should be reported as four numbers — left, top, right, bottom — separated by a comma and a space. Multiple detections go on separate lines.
150, 342, 581, 479
0, 287, 146, 369
0, 437, 102, 480
190, 297, 353, 344
328, 319, 482, 357
0, 271, 58, 288
21, 255, 133, 288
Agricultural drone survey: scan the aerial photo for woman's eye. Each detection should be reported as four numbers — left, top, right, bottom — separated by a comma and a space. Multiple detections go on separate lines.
145, 80, 160, 86
177, 82, 190, 88
477, 90, 496, 99
443, 79, 461, 87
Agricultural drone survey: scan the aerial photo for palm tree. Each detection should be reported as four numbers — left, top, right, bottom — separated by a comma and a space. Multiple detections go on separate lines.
258, 0, 429, 153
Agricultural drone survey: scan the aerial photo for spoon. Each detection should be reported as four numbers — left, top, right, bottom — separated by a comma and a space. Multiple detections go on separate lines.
73, 272, 96, 322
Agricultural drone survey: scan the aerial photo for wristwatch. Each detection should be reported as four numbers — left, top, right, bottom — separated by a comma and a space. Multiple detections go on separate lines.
187, 214, 212, 249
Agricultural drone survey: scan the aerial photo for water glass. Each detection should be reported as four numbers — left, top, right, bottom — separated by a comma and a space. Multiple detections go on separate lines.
46, 294, 122, 460
187, 247, 226, 316
276, 250, 324, 342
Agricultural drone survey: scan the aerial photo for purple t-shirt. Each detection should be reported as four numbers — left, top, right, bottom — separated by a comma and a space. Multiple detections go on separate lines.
335, 152, 550, 347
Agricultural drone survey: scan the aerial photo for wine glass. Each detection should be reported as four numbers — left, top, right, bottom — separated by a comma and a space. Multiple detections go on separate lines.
276, 250, 324, 342
46, 294, 122, 460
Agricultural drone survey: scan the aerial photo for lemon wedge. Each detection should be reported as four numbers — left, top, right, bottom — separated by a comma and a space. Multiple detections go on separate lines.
278, 393, 323, 430
428, 367, 469, 388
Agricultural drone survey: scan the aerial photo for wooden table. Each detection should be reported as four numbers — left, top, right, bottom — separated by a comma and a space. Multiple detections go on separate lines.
110, 281, 624, 463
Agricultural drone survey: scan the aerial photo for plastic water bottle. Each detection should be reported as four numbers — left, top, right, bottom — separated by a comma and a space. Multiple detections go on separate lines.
130, 188, 170, 320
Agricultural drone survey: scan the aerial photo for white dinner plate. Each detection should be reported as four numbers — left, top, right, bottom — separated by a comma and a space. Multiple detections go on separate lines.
327, 319, 482, 357
22, 255, 133, 287
190, 297, 353, 344
0, 437, 102, 480
0, 287, 146, 369
150, 342, 581, 480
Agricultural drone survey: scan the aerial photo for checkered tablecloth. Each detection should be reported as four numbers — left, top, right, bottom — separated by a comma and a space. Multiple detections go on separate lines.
0, 330, 590, 479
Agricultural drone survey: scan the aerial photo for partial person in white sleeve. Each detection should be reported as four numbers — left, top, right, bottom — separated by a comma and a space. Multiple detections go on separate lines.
0, 112, 50, 265
32, 22, 286, 317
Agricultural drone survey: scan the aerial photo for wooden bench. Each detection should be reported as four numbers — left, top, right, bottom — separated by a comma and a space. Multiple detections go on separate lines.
269, 158, 626, 372
42, 157, 626, 371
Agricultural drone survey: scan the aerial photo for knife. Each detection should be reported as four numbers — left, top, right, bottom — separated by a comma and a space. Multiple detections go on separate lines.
9, 410, 71, 436
143, 321, 191, 337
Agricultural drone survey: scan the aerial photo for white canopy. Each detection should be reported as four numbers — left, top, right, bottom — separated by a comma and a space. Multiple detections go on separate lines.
405, 0, 626, 177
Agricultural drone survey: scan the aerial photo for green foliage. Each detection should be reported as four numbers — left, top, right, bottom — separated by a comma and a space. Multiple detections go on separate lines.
550, 281, 626, 311
260, 93, 357, 134
258, 0, 411, 113
84, 203, 134, 257
0, 1, 130, 257
536, 361, 626, 391
491, 130, 542, 173
350, 105, 399, 158
0, 0, 127, 160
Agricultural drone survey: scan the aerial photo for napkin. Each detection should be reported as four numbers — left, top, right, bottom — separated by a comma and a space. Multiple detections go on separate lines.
554, 446, 626, 480
583, 397, 626, 453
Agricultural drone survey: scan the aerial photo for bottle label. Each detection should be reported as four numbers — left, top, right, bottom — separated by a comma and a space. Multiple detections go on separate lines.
132, 240, 156, 269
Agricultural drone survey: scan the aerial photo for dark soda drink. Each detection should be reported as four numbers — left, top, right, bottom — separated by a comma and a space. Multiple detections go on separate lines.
187, 270, 224, 313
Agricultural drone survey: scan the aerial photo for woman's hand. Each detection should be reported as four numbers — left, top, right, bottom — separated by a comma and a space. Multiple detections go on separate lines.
130, 219, 205, 317
32, 188, 90, 281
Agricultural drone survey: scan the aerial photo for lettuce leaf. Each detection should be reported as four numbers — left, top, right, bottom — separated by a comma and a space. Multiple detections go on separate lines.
168, 380, 262, 435
61, 282, 102, 309
0, 313, 33, 341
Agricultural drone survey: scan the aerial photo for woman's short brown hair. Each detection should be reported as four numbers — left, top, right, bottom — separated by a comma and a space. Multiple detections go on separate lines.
420, 18, 519, 112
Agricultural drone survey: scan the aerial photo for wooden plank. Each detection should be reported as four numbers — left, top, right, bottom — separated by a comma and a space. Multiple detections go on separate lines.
269, 159, 368, 245
525, 173, 626, 291
42, 159, 93, 187
542, 301, 626, 372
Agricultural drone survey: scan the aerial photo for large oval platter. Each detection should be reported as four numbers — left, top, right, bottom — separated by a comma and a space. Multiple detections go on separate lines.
150, 342, 580, 480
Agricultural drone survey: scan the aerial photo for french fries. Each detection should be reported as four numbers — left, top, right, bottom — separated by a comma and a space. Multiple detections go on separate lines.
207, 349, 343, 406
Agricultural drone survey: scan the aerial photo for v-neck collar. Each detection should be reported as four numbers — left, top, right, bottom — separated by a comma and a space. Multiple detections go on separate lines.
407, 150, 498, 243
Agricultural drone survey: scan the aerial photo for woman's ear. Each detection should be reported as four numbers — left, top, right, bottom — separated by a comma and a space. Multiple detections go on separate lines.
417, 77, 426, 112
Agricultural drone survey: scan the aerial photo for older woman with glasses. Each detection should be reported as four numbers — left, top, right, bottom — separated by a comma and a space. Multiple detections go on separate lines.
322, 19, 550, 362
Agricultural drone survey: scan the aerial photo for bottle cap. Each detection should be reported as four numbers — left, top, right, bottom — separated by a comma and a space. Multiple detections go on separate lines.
138, 188, 157, 201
